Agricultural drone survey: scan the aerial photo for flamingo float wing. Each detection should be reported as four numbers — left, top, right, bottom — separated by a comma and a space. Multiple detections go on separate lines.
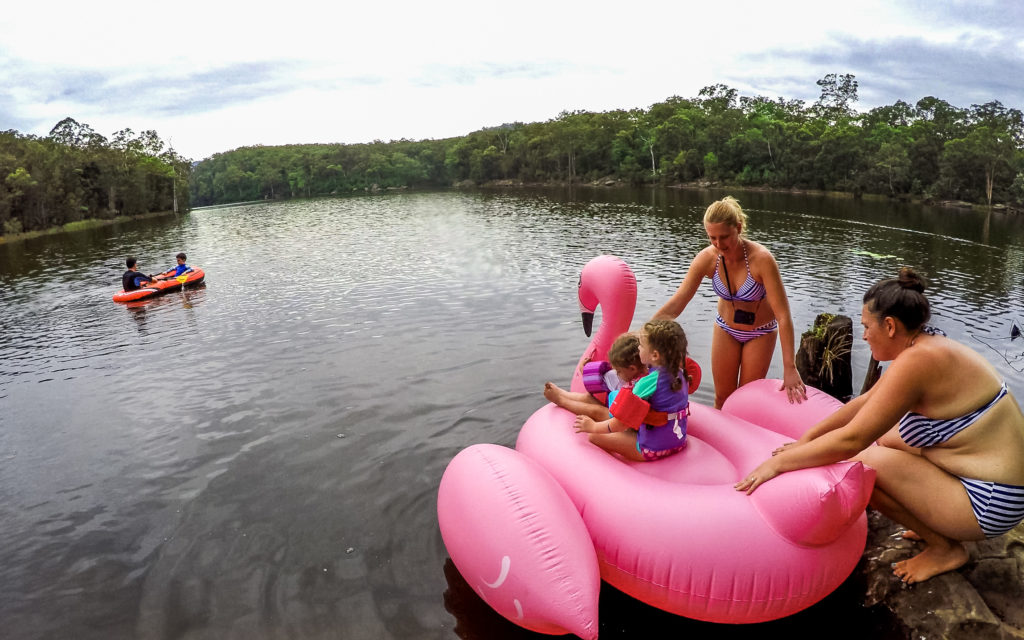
437, 444, 600, 639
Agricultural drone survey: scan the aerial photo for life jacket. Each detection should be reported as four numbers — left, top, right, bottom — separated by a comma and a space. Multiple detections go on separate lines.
122, 270, 146, 291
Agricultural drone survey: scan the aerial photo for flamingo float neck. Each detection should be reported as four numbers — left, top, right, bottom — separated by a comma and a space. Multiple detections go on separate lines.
571, 256, 637, 393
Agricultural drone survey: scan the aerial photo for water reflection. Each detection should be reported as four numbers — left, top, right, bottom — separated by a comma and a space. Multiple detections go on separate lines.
0, 189, 1021, 639
124, 285, 207, 332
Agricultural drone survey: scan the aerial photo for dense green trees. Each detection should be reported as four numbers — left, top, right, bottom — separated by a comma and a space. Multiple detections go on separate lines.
5, 74, 1022, 233
189, 75, 1024, 208
0, 118, 189, 235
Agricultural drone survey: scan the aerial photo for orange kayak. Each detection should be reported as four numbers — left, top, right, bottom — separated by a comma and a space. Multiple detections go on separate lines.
112, 267, 206, 303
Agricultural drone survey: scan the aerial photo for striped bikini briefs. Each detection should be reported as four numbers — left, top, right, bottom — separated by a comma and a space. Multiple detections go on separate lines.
714, 315, 778, 344
960, 477, 1024, 537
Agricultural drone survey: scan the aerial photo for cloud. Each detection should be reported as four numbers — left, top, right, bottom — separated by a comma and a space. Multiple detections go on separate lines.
3, 0, 1022, 160
897, 0, 1024, 34
411, 61, 574, 88
737, 30, 1024, 110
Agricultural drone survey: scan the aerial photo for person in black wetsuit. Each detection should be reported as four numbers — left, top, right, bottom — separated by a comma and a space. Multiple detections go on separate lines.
122, 256, 157, 291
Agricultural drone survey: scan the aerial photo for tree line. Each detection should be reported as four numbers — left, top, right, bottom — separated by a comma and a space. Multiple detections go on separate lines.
191, 74, 1024, 209
0, 118, 191, 235
4, 74, 1023, 236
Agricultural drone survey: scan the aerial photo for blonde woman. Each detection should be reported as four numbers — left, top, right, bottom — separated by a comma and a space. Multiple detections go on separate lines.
653, 196, 805, 408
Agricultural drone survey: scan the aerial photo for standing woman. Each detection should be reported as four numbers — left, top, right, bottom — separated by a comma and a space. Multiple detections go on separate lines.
653, 196, 805, 408
736, 269, 1024, 583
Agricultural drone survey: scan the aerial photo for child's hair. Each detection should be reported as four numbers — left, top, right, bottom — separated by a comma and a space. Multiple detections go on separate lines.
176, 252, 187, 261
641, 320, 688, 392
608, 332, 643, 369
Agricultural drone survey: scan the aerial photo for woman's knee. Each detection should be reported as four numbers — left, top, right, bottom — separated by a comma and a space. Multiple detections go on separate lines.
854, 443, 895, 468
713, 389, 732, 409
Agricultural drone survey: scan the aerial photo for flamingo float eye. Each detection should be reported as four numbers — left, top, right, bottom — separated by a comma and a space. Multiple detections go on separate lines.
484, 556, 511, 588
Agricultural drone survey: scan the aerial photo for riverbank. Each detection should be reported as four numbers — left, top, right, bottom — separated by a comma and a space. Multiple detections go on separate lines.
467, 178, 1024, 215
0, 209, 184, 245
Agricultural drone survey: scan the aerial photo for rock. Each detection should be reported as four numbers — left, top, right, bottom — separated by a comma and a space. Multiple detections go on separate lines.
860, 511, 1024, 639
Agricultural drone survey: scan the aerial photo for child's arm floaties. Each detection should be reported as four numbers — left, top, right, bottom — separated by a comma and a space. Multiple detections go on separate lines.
685, 357, 702, 393
608, 387, 650, 430
581, 361, 612, 395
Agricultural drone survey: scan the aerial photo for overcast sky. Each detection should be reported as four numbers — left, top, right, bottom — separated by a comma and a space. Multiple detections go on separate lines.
2, 0, 1022, 161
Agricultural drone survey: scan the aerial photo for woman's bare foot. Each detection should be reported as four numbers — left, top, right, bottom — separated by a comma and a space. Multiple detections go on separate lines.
900, 530, 923, 541
892, 542, 969, 584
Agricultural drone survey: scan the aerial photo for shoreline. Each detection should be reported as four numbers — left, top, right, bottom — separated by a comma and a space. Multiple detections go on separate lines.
0, 210, 184, 245
9, 180, 1020, 245
471, 178, 1024, 214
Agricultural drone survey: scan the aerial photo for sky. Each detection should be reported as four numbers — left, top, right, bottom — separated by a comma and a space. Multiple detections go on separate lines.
2, 0, 1023, 161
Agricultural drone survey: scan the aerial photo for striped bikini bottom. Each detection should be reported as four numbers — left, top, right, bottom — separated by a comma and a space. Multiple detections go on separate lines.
715, 315, 778, 344
960, 477, 1024, 537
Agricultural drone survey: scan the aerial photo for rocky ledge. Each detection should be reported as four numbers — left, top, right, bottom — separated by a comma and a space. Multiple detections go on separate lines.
861, 512, 1024, 639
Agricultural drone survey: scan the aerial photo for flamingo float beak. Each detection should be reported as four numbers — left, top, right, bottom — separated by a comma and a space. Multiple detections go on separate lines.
582, 312, 594, 337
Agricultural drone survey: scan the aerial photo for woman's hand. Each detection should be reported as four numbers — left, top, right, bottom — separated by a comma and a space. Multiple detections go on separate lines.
734, 458, 783, 495
772, 442, 797, 456
780, 366, 807, 404
574, 415, 596, 434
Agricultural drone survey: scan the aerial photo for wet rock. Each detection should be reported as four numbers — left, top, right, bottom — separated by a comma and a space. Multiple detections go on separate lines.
860, 511, 1024, 639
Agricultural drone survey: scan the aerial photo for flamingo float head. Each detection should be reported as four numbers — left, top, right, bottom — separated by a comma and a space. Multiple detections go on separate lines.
572, 256, 637, 393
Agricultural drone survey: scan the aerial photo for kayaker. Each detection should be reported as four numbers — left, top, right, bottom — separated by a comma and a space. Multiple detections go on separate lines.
121, 257, 157, 291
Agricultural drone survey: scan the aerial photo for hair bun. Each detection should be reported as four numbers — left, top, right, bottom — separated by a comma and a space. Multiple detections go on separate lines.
897, 267, 926, 293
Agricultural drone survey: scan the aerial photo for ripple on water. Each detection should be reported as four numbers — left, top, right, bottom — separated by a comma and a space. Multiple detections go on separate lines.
0, 190, 1019, 638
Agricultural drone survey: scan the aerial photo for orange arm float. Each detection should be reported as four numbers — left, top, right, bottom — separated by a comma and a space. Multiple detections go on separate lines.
608, 387, 650, 430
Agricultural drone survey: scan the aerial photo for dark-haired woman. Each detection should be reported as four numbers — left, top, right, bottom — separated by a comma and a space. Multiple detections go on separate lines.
735, 268, 1024, 583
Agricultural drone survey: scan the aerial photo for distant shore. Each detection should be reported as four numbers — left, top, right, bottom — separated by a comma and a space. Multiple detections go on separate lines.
5, 181, 1019, 245
468, 178, 1024, 214
0, 210, 181, 245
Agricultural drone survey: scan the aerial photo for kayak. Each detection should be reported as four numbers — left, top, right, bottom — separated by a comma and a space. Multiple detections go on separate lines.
112, 267, 205, 303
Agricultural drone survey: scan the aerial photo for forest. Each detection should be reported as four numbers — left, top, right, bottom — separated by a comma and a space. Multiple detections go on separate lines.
189, 75, 1024, 209
3, 74, 1023, 236
0, 118, 190, 235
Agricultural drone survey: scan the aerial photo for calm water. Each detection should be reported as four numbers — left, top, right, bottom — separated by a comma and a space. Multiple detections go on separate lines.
2, 188, 1023, 639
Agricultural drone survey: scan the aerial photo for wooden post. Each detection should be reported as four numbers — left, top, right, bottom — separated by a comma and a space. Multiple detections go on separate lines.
860, 357, 882, 394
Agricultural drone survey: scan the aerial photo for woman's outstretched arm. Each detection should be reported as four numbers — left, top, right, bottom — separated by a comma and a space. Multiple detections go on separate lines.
652, 248, 713, 321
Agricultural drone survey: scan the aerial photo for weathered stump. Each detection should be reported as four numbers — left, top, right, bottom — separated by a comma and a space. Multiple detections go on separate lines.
796, 313, 853, 402
861, 356, 883, 394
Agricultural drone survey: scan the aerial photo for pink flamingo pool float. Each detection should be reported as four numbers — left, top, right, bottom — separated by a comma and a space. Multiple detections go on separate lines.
438, 255, 875, 638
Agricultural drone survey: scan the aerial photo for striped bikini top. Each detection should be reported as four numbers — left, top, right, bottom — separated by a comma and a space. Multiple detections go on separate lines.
899, 382, 1008, 447
711, 241, 766, 302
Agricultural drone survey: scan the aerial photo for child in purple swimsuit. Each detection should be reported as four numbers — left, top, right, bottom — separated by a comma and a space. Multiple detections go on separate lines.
573, 320, 691, 462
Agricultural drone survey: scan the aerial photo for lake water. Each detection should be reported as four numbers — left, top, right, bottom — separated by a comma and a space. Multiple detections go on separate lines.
2, 188, 1023, 639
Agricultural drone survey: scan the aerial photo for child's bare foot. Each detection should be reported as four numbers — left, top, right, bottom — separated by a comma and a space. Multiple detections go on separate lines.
892, 542, 969, 584
900, 530, 923, 541
544, 380, 561, 401
544, 380, 577, 407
